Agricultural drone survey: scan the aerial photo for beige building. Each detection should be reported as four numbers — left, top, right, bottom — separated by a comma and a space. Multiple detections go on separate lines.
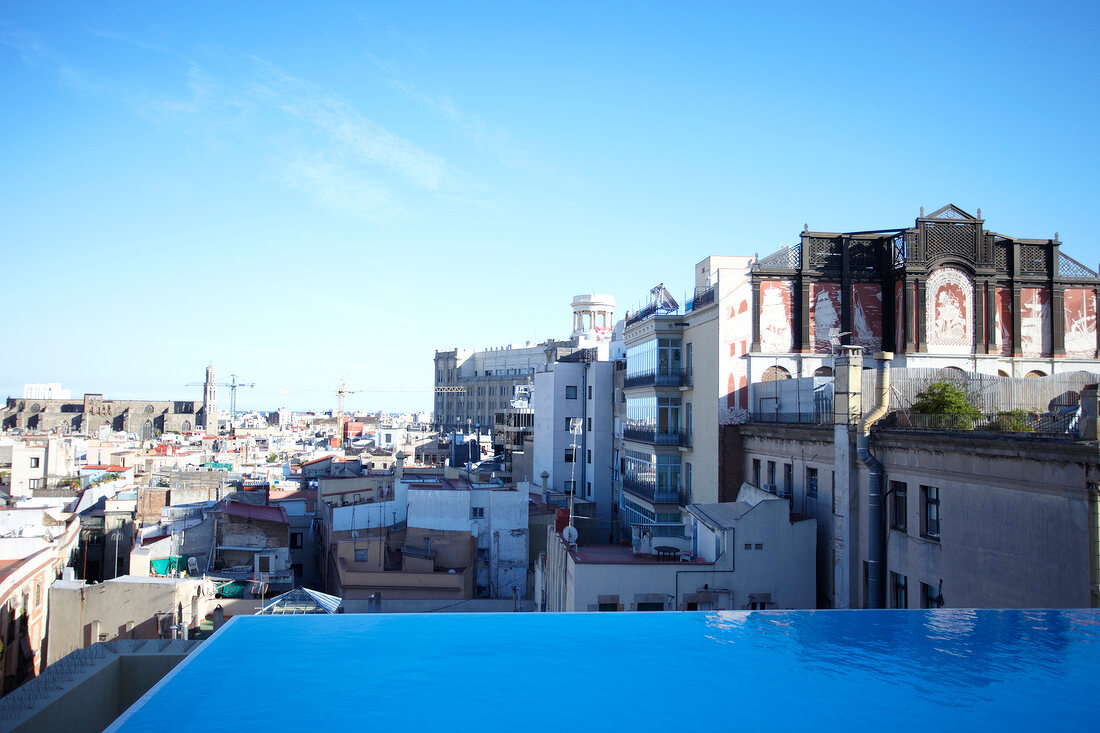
46, 576, 209, 665
325, 526, 474, 601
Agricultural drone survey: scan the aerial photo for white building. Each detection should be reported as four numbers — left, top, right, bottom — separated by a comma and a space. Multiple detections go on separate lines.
434, 293, 617, 434
22, 383, 71, 400
406, 479, 528, 599
541, 488, 816, 612
533, 358, 617, 540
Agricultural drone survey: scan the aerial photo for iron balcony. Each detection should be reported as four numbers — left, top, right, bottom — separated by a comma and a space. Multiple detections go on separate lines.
623, 369, 693, 389
622, 475, 685, 505
622, 427, 692, 447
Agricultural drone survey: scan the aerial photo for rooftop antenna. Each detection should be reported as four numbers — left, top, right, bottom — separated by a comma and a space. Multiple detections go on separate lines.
566, 417, 582, 540
828, 331, 853, 354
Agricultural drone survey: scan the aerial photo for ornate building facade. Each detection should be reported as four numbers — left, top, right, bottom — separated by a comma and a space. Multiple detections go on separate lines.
740, 204, 1099, 407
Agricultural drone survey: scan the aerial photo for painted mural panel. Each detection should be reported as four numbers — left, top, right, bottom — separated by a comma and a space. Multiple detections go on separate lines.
894, 281, 904, 353
809, 282, 841, 354
759, 280, 794, 354
993, 286, 1012, 356
925, 266, 973, 355
1064, 288, 1097, 358
1020, 287, 1051, 357
852, 283, 883, 352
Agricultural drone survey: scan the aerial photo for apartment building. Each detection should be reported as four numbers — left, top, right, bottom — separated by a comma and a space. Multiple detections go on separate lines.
618, 257, 754, 538
736, 349, 1100, 609
532, 352, 618, 540
542, 489, 815, 612
434, 294, 616, 434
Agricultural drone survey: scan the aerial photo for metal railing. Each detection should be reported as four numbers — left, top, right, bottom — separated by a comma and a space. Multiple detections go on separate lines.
748, 412, 834, 426
622, 428, 692, 446
624, 369, 692, 389
625, 303, 659, 327
685, 285, 715, 313
622, 476, 684, 504
882, 408, 1080, 436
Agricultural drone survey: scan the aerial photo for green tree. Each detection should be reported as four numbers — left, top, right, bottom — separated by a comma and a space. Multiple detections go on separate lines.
911, 382, 982, 429
988, 409, 1033, 432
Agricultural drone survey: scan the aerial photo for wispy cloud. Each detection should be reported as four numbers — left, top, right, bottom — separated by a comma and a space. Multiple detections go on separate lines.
385, 24, 427, 59
4, 24, 472, 219
7, 18, 568, 223
0, 29, 109, 97
281, 153, 404, 222
379, 67, 551, 177
249, 60, 452, 191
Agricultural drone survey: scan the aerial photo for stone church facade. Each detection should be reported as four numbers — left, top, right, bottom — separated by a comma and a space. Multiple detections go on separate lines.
1, 392, 205, 438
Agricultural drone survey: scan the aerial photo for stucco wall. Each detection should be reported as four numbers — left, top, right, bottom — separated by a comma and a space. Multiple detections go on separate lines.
685, 307, 720, 503
876, 431, 1095, 609
47, 577, 203, 665
739, 421, 1096, 609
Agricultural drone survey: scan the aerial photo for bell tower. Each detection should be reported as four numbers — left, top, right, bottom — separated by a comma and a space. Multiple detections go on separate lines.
203, 365, 218, 435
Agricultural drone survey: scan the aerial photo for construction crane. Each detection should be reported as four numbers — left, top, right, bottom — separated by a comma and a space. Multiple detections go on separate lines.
185, 373, 256, 417
278, 377, 465, 445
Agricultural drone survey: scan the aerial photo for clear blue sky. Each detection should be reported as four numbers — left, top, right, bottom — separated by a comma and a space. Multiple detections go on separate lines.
3, 2, 1098, 413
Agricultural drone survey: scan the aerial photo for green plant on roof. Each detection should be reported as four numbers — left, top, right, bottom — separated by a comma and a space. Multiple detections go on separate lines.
988, 409, 1034, 433
911, 382, 982, 429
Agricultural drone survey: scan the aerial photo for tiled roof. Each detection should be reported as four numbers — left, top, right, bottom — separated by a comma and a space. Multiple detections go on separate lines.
218, 501, 288, 524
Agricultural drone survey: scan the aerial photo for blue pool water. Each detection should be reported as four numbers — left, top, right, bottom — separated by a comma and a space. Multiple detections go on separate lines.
111, 610, 1100, 732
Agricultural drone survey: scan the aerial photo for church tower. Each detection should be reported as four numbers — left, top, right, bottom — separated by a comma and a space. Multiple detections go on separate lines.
203, 364, 218, 435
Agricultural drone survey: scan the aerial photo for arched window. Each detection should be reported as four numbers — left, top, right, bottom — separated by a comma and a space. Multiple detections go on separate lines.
1025, 370, 1047, 378
997, 370, 1010, 377
762, 366, 792, 382
813, 366, 833, 377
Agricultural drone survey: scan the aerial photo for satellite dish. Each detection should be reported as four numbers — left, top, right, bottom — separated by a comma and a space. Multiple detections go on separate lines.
562, 525, 579, 544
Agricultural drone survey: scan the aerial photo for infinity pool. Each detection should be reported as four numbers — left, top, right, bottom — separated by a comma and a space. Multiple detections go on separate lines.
110, 610, 1100, 732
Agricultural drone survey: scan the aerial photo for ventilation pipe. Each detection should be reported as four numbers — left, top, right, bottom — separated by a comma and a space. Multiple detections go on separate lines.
856, 351, 892, 609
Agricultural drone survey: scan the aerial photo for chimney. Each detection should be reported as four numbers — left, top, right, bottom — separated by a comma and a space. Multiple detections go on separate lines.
1080, 385, 1099, 441
833, 346, 863, 427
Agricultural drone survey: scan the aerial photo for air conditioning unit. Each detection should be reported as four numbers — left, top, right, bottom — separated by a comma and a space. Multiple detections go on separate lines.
763, 484, 777, 494
776, 486, 792, 499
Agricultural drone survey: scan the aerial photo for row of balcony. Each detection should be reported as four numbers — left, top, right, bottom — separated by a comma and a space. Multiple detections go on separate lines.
622, 427, 692, 447
624, 369, 693, 389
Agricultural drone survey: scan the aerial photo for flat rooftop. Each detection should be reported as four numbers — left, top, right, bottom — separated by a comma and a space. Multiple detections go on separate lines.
109, 611, 1099, 731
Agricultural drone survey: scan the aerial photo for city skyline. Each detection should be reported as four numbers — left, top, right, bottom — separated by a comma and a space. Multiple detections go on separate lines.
4, 2, 1099, 412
